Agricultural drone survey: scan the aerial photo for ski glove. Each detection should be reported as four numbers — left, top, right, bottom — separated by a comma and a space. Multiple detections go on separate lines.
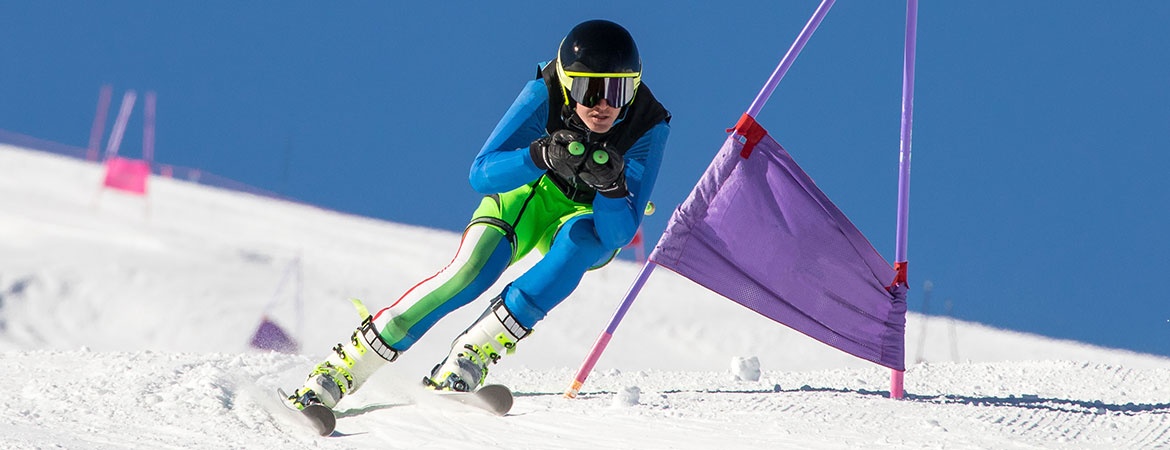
578, 145, 628, 198
530, 130, 588, 183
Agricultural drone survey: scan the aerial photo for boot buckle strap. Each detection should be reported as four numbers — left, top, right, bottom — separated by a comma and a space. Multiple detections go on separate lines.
492, 301, 532, 341
360, 317, 400, 362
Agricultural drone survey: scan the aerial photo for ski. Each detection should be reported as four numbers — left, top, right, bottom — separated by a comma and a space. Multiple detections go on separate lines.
276, 388, 336, 436
433, 384, 514, 416
274, 384, 511, 436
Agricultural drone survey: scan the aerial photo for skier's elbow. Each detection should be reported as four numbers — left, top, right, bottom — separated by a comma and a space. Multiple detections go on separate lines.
468, 161, 497, 194
468, 172, 491, 194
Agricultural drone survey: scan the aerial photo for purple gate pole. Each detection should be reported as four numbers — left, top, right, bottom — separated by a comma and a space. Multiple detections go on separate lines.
103, 90, 137, 161
143, 91, 156, 162
746, 0, 836, 119
890, 0, 919, 400
564, 0, 838, 399
86, 85, 113, 162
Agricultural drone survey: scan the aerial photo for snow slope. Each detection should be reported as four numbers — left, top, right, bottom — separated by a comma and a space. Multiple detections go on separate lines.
2, 144, 1169, 449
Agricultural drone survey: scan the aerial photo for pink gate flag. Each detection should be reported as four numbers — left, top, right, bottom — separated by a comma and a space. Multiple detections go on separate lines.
102, 156, 151, 195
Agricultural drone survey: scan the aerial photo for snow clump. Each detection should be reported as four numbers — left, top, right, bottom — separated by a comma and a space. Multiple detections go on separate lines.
612, 386, 641, 407
730, 356, 761, 381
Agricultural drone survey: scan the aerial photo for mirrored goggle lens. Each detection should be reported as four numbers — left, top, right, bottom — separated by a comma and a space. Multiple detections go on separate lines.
568, 77, 636, 108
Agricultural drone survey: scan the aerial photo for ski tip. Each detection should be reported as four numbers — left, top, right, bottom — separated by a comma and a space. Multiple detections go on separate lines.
302, 404, 337, 436
277, 388, 336, 436
478, 384, 512, 397
431, 384, 513, 416
477, 384, 514, 416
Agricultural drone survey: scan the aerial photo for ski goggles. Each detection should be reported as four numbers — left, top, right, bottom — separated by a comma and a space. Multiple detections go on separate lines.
564, 72, 640, 108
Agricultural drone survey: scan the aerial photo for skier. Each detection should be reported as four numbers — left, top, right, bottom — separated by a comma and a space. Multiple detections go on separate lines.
287, 19, 670, 410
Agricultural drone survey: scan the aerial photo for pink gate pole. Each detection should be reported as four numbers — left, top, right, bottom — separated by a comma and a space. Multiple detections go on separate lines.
563, 0, 838, 399
564, 262, 658, 398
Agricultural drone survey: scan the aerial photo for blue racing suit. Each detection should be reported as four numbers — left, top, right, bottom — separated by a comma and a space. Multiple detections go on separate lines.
371, 67, 669, 350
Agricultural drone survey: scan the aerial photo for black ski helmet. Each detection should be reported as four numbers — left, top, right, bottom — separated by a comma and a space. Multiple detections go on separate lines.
556, 20, 642, 108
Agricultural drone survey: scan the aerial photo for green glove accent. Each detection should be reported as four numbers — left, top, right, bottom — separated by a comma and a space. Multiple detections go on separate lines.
591, 149, 609, 165
568, 141, 586, 156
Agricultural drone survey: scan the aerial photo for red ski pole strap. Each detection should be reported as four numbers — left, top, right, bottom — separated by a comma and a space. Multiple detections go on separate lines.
726, 113, 769, 159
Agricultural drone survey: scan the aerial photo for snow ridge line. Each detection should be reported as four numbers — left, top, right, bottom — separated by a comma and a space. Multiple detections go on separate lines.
513, 386, 785, 398
916, 392, 1170, 415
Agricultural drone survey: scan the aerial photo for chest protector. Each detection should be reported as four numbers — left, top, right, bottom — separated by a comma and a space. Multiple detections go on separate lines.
538, 62, 670, 203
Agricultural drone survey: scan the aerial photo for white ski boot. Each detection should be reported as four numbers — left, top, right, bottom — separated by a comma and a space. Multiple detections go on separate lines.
425, 299, 531, 392
288, 316, 399, 410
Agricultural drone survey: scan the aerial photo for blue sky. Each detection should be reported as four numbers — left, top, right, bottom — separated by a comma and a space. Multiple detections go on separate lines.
3, 2, 1168, 358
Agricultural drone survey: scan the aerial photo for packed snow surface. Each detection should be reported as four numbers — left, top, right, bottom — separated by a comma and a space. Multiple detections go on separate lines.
3, 145, 1169, 449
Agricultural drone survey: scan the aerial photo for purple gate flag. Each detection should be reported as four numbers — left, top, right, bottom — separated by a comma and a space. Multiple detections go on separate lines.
249, 316, 299, 354
650, 116, 906, 370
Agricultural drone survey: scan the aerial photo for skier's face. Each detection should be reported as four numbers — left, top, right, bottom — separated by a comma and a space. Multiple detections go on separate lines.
575, 99, 619, 133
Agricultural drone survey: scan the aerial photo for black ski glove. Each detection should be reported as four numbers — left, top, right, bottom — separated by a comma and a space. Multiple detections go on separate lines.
530, 130, 587, 182
578, 145, 628, 198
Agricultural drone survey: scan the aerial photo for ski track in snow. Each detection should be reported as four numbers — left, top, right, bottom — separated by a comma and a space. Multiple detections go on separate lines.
3, 145, 1170, 449
2, 351, 1168, 449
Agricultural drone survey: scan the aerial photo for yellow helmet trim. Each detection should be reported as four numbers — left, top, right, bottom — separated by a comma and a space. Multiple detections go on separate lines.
555, 57, 642, 107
